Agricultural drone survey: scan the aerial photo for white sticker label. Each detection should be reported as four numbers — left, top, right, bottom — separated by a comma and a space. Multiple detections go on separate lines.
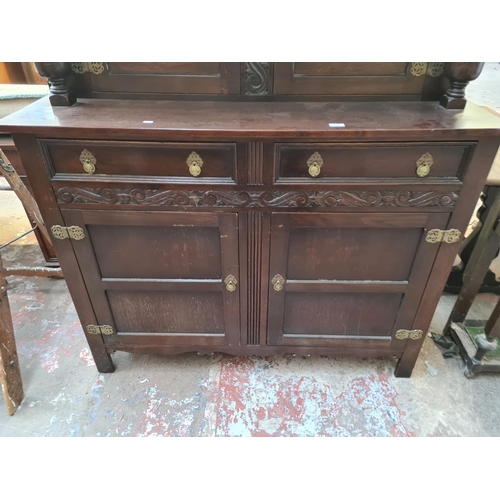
143, 120, 154, 124
329, 123, 346, 128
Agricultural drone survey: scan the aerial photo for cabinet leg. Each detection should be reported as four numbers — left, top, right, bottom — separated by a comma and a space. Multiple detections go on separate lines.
86, 340, 115, 373
394, 352, 417, 378
92, 348, 115, 373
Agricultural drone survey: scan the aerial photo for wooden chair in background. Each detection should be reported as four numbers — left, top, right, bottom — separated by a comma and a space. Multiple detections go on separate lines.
0, 149, 62, 415
443, 107, 500, 377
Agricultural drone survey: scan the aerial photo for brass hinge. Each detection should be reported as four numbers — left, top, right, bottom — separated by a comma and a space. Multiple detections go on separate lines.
51, 225, 85, 240
395, 329, 424, 340
71, 62, 105, 75
86, 325, 114, 336
426, 228, 461, 244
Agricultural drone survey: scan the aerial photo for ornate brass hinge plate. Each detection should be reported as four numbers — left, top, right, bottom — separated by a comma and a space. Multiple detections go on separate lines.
416, 152, 433, 178
71, 62, 105, 75
410, 62, 446, 77
80, 149, 96, 174
271, 274, 285, 292
395, 329, 424, 340
426, 228, 461, 244
51, 225, 85, 240
86, 325, 114, 336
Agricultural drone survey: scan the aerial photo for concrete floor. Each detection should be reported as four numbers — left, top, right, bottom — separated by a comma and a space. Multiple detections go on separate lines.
1, 64, 500, 436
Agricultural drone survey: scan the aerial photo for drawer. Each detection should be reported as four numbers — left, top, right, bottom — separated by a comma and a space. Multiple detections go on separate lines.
274, 142, 474, 183
39, 140, 237, 183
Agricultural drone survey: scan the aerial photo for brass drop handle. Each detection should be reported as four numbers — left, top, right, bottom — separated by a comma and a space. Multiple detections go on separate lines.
416, 153, 433, 178
80, 149, 97, 174
307, 152, 324, 177
272, 274, 285, 292
187, 152, 203, 177
224, 275, 238, 292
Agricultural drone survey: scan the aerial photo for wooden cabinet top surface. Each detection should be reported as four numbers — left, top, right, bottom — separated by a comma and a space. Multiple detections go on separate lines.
1, 97, 500, 140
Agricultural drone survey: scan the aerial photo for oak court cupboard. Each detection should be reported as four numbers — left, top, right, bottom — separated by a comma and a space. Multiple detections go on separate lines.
0, 62, 499, 377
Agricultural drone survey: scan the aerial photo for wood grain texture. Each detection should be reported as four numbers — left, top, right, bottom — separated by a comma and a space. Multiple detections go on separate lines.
2, 98, 500, 140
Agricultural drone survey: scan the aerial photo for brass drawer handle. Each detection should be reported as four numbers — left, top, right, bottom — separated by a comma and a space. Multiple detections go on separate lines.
307, 152, 323, 177
80, 149, 97, 174
272, 274, 285, 292
224, 275, 238, 292
187, 152, 203, 177
416, 153, 433, 178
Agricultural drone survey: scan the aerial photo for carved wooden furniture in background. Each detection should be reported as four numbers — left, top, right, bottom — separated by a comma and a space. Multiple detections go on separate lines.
1, 62, 499, 378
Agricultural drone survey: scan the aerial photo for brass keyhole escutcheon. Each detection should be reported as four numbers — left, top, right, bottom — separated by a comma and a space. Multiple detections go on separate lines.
79, 149, 97, 175
307, 152, 324, 177
416, 153, 433, 178
272, 274, 285, 292
224, 275, 237, 292
187, 152, 203, 177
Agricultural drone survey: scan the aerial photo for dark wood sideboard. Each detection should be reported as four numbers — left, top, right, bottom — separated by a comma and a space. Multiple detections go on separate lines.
0, 62, 499, 377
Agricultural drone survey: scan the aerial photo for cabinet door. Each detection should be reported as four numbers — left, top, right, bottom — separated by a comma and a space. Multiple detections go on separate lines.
267, 213, 449, 350
274, 63, 426, 96
88, 63, 240, 95
62, 210, 240, 348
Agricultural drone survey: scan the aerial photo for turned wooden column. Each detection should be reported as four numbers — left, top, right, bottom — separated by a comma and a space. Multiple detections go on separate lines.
440, 62, 484, 110
34, 62, 76, 106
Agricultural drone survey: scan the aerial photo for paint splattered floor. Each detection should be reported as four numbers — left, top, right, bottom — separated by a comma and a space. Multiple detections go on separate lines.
2, 64, 500, 436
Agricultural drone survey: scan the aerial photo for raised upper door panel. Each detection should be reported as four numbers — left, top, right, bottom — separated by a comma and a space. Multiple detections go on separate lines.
76, 62, 241, 96
274, 62, 438, 97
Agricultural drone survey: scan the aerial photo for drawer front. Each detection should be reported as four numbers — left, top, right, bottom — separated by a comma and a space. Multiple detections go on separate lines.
40, 140, 237, 183
275, 142, 473, 183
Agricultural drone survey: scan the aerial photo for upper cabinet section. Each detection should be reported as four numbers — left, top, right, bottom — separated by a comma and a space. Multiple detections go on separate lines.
34, 62, 485, 110
73, 62, 241, 96
273, 62, 439, 97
